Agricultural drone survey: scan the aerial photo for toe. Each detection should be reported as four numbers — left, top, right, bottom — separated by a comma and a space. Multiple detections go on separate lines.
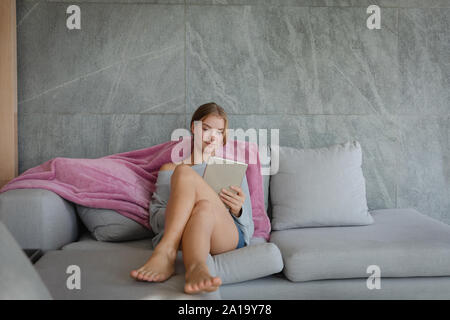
202, 279, 210, 290
149, 272, 160, 282
152, 272, 160, 281
212, 276, 222, 286
190, 283, 199, 293
137, 272, 146, 281
184, 283, 193, 293
142, 271, 152, 281
131, 270, 140, 279
150, 272, 159, 282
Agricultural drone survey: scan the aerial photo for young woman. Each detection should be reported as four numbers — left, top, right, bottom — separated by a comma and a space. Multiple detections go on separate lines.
130, 102, 254, 294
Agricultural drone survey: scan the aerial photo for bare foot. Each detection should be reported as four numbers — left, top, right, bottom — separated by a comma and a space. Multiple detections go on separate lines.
130, 246, 177, 282
184, 263, 222, 294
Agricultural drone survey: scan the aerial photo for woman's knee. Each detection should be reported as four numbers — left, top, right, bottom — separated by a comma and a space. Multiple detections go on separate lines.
171, 164, 196, 182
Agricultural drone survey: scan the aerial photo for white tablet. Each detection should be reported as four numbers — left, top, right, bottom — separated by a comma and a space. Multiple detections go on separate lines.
202, 156, 248, 204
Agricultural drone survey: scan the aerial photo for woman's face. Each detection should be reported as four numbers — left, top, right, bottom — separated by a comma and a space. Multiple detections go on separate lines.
191, 115, 225, 154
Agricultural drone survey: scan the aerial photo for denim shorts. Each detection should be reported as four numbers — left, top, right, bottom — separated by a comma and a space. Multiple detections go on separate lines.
233, 218, 245, 249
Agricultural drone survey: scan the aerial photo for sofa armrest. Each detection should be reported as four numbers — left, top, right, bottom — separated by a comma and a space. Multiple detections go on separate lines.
0, 221, 52, 299
0, 189, 79, 251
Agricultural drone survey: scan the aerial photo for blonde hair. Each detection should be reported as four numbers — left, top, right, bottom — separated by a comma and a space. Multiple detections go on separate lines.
190, 102, 228, 146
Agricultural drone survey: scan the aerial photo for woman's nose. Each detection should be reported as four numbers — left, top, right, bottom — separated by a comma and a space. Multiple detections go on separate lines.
210, 132, 218, 141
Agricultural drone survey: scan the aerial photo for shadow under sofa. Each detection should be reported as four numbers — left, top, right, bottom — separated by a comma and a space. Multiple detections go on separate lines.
1, 186, 450, 299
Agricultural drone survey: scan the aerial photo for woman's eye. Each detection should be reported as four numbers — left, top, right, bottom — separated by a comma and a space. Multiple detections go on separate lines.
203, 127, 223, 135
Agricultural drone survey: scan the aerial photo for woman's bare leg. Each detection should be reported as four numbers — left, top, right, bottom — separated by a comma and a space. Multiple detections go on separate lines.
181, 199, 236, 293
130, 164, 200, 281
155, 166, 199, 251
130, 164, 239, 286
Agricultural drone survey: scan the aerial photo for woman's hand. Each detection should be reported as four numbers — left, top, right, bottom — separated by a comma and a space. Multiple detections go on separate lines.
219, 186, 245, 217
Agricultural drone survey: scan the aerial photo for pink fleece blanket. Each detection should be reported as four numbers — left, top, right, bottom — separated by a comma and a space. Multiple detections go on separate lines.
0, 136, 271, 240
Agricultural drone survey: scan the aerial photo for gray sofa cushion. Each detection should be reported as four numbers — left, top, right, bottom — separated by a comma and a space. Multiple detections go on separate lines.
220, 274, 450, 300
0, 221, 52, 299
62, 232, 283, 285
270, 208, 450, 282
270, 141, 373, 230
76, 205, 154, 242
34, 248, 220, 299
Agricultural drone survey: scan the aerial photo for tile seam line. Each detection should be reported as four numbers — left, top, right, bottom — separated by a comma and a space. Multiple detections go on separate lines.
43, 2, 450, 9
18, 113, 450, 116
184, 0, 187, 130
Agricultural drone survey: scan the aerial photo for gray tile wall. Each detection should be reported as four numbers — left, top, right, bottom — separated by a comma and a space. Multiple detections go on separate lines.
17, 0, 450, 224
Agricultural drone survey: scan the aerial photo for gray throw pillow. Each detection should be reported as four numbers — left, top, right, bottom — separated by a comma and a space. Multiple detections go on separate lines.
76, 205, 154, 242
213, 242, 284, 284
270, 141, 373, 230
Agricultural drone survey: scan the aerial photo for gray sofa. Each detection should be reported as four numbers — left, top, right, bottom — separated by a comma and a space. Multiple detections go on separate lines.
1, 143, 450, 300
